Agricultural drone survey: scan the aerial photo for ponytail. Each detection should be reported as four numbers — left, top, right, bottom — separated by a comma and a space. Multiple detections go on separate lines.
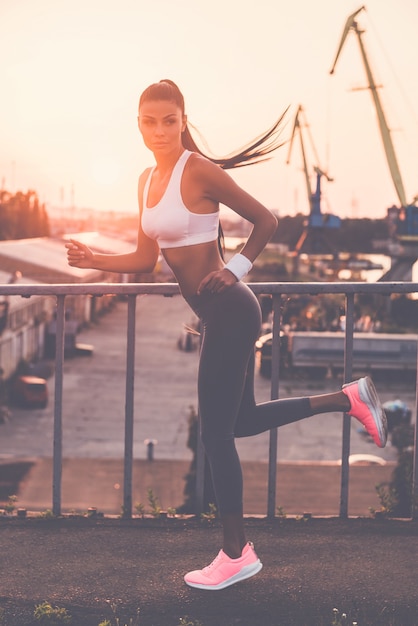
181, 112, 288, 171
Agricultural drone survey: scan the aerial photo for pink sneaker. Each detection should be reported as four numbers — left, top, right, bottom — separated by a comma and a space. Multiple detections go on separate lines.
342, 376, 387, 448
184, 541, 262, 590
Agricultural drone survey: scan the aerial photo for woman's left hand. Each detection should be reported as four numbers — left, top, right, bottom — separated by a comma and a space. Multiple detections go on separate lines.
197, 268, 238, 295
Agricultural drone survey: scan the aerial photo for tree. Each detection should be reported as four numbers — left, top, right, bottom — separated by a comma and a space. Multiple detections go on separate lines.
0, 190, 50, 240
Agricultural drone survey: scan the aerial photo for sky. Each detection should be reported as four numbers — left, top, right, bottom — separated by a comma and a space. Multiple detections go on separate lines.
1, 0, 417, 221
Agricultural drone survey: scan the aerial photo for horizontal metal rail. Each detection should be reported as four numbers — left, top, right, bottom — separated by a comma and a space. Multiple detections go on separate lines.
2, 281, 418, 297
1, 281, 417, 520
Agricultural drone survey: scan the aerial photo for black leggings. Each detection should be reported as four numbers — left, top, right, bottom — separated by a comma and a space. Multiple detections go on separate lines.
185, 282, 314, 516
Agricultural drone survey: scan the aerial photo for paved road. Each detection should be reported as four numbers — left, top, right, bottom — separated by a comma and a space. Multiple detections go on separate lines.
1, 294, 411, 464
1, 517, 417, 626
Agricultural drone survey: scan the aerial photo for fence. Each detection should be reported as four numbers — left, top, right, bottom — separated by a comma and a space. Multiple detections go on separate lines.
1, 281, 417, 520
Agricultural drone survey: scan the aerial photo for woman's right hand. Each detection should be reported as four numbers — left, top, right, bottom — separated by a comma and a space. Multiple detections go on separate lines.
65, 239, 94, 268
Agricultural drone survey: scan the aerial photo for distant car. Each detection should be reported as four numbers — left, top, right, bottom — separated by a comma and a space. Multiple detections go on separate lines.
382, 400, 412, 433
177, 320, 200, 352
255, 331, 288, 378
73, 343, 94, 357
12, 375, 48, 409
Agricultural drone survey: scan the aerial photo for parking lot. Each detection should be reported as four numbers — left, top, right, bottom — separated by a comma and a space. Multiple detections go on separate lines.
2, 294, 411, 464
3, 294, 416, 515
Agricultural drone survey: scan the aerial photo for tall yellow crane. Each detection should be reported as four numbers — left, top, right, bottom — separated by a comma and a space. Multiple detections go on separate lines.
330, 6, 418, 242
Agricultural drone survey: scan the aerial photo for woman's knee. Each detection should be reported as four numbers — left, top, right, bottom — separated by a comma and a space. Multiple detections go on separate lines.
200, 429, 233, 459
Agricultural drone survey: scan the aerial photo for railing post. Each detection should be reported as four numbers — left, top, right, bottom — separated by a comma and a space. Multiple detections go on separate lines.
123, 295, 137, 518
412, 349, 418, 520
52, 295, 66, 517
267, 293, 282, 518
195, 323, 205, 516
340, 292, 355, 518
195, 420, 206, 516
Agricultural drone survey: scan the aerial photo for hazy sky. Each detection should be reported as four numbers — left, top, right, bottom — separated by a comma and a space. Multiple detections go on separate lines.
1, 0, 417, 221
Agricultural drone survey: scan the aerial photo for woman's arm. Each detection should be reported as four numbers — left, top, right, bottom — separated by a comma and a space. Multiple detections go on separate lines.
66, 171, 160, 274
194, 158, 278, 263
192, 156, 278, 263
66, 233, 159, 274
188, 156, 278, 294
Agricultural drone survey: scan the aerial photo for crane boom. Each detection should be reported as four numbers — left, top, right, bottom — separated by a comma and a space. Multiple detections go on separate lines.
287, 106, 312, 209
286, 105, 336, 224
330, 6, 407, 208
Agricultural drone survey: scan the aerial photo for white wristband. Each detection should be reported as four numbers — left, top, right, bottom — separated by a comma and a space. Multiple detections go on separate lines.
224, 253, 253, 281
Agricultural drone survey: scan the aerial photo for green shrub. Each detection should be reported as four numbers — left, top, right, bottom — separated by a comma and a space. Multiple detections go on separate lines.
33, 602, 72, 624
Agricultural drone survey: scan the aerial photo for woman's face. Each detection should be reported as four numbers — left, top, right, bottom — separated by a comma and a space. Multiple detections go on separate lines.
138, 99, 186, 154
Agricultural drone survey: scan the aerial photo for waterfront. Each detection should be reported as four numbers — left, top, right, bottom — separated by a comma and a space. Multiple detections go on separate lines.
1, 294, 410, 465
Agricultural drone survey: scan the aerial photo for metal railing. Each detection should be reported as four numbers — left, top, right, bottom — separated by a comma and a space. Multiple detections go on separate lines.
1, 281, 418, 520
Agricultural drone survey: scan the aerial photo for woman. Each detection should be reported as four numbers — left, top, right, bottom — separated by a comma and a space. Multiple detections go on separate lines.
66, 79, 387, 591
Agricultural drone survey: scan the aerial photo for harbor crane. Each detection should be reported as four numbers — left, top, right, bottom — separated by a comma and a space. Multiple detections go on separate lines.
330, 6, 418, 250
287, 105, 341, 255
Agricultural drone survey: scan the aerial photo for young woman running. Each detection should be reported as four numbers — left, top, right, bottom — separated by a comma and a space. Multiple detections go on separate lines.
66, 79, 387, 591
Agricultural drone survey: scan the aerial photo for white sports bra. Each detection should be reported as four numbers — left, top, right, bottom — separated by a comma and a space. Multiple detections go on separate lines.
141, 150, 219, 249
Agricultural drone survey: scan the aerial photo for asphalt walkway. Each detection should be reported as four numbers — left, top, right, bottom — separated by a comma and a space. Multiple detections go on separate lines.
0, 516, 417, 626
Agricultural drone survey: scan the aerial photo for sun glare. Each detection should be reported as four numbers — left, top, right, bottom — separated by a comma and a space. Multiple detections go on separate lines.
90, 156, 121, 187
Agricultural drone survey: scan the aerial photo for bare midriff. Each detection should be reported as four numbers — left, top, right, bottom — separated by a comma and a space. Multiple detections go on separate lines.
162, 239, 224, 297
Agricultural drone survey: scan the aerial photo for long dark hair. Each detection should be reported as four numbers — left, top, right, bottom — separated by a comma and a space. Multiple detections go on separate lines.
139, 79, 287, 255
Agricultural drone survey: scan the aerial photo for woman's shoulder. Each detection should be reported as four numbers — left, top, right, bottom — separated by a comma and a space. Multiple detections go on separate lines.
139, 165, 154, 179
137, 167, 154, 210
186, 151, 221, 179
138, 166, 153, 188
